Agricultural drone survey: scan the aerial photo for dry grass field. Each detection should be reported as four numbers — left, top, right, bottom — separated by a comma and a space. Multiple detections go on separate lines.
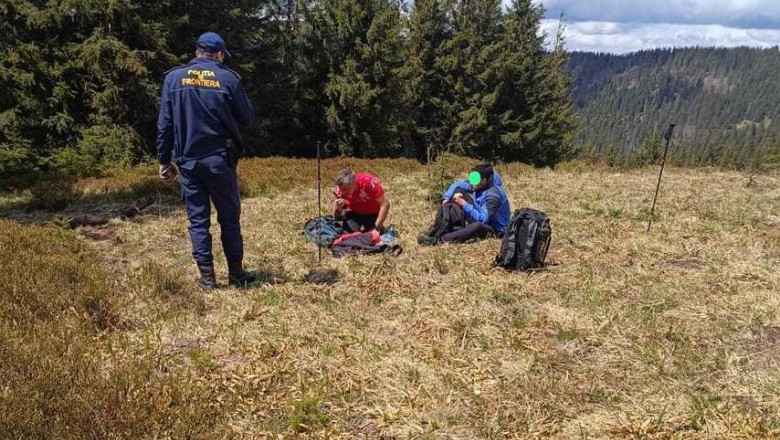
1, 156, 779, 439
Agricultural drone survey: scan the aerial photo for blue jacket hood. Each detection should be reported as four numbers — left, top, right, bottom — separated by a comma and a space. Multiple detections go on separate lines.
491, 172, 503, 188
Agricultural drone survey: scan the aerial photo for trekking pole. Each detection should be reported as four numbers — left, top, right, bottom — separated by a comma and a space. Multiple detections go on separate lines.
303, 141, 339, 285
427, 143, 433, 204
647, 124, 676, 232
317, 140, 322, 264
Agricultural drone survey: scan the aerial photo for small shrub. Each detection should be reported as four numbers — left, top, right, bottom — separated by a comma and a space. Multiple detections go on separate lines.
134, 262, 206, 317
288, 394, 328, 432
608, 207, 624, 219
423, 153, 464, 201
49, 125, 139, 177
555, 327, 578, 341
492, 291, 515, 305
0, 142, 35, 184
142, 263, 188, 296
28, 177, 79, 211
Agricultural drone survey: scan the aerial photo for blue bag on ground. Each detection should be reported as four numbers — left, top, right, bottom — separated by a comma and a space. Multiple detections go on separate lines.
303, 216, 346, 247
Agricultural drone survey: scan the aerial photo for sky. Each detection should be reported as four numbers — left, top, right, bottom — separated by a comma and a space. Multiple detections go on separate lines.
532, 0, 780, 53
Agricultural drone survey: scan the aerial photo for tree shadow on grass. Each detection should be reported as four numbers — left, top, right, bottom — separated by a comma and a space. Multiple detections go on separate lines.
0, 176, 183, 228
2, 172, 297, 286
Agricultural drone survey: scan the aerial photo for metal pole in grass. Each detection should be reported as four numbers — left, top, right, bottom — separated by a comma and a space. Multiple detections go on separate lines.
317, 140, 322, 265
427, 143, 433, 204
303, 141, 339, 285
647, 124, 676, 233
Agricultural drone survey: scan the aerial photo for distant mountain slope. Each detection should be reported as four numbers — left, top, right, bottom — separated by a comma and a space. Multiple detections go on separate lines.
568, 47, 780, 166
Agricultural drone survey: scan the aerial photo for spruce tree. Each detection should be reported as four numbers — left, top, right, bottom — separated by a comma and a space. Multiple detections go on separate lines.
444, 0, 505, 160
496, 1, 577, 166
532, 14, 578, 166
317, 0, 407, 157
400, 0, 453, 159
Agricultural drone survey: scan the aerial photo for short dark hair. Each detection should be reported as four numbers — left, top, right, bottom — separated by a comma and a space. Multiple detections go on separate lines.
195, 49, 219, 59
471, 163, 494, 181
335, 169, 355, 186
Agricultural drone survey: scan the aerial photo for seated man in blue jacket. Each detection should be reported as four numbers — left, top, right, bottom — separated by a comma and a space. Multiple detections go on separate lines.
439, 163, 511, 243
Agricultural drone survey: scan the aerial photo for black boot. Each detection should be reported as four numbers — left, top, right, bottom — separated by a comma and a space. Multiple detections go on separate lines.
197, 263, 217, 289
228, 260, 257, 288
417, 234, 440, 246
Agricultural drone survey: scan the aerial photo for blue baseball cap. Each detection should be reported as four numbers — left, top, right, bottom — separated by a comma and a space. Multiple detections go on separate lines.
196, 32, 231, 57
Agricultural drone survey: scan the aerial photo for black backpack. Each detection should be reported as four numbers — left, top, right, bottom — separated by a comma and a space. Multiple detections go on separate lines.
493, 208, 551, 271
421, 202, 469, 240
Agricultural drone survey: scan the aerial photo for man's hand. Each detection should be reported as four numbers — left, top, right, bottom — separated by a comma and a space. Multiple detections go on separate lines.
453, 196, 467, 207
159, 164, 177, 182
333, 197, 347, 218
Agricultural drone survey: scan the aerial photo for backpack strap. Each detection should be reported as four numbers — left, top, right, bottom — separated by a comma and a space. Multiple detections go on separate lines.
494, 210, 523, 267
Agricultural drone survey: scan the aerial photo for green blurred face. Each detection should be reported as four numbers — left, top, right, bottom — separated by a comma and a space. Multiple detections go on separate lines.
469, 171, 487, 190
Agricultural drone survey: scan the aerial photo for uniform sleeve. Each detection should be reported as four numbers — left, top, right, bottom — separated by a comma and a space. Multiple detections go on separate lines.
156, 76, 174, 164
230, 79, 254, 127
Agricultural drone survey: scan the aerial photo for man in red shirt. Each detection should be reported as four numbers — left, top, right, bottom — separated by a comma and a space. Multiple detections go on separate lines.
333, 169, 391, 232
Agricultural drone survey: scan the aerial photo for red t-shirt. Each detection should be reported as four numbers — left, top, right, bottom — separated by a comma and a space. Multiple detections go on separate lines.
335, 173, 385, 214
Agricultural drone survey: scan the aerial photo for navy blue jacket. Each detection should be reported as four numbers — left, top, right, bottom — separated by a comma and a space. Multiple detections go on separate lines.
443, 172, 511, 234
156, 57, 254, 165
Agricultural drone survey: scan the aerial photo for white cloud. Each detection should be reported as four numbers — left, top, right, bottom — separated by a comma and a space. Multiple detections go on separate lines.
541, 19, 780, 53
574, 21, 624, 35
747, 28, 780, 44
535, 0, 780, 29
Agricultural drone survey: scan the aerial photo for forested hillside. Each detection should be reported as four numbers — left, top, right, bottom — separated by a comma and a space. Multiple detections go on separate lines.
0, 0, 576, 181
569, 48, 780, 167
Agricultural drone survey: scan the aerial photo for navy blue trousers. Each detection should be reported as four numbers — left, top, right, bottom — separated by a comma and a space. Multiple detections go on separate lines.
178, 153, 243, 265
441, 222, 495, 243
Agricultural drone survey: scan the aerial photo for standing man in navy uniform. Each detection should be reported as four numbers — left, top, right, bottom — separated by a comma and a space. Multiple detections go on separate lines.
157, 32, 256, 289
